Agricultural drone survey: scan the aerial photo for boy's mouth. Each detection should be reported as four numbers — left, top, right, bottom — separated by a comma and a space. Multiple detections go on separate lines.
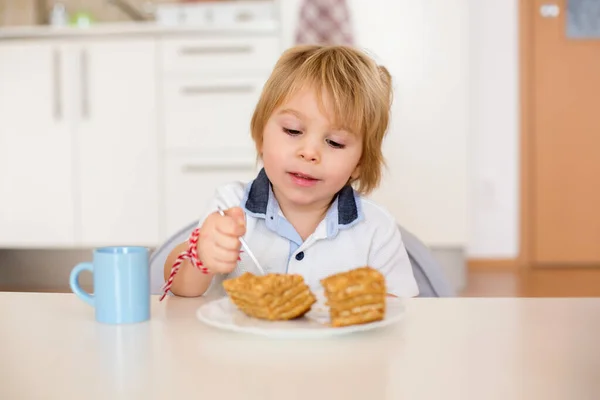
288, 171, 320, 187
289, 172, 318, 181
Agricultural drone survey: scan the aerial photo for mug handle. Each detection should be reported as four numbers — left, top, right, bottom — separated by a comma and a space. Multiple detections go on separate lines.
70, 262, 94, 306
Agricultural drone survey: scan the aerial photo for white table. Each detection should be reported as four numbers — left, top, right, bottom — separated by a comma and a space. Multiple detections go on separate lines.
0, 292, 598, 400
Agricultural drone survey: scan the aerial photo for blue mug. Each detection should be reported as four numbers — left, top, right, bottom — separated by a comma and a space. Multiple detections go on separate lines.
70, 246, 151, 324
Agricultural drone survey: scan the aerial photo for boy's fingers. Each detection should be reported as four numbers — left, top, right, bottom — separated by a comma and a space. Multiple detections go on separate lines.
214, 235, 241, 252
216, 217, 245, 237
212, 247, 242, 264
224, 207, 246, 228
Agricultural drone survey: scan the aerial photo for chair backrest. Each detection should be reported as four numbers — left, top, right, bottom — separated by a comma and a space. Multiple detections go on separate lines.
396, 225, 455, 297
150, 221, 454, 297
150, 220, 198, 296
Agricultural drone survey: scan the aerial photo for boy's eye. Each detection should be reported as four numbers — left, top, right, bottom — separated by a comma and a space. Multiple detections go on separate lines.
283, 128, 301, 136
326, 139, 345, 149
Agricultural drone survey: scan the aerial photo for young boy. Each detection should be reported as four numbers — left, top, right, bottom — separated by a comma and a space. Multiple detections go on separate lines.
163, 44, 419, 298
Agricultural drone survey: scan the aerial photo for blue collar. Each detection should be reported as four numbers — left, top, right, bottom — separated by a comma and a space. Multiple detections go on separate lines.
242, 168, 363, 240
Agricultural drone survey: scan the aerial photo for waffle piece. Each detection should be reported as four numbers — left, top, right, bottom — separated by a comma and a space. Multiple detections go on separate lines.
321, 266, 386, 327
222, 272, 316, 320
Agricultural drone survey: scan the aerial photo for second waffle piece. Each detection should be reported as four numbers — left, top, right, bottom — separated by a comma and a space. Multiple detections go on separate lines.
320, 266, 387, 327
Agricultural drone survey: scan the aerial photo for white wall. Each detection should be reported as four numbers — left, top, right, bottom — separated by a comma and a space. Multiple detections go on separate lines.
280, 0, 469, 248
280, 0, 521, 258
467, 0, 519, 258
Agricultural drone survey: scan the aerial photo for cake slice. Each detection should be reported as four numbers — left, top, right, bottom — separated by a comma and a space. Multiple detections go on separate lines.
222, 272, 316, 320
320, 266, 386, 327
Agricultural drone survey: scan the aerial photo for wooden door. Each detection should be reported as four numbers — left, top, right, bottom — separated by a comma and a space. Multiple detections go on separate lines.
530, 0, 600, 265
76, 39, 160, 247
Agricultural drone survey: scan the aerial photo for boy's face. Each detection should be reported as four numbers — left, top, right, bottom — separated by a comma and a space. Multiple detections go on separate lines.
259, 87, 362, 211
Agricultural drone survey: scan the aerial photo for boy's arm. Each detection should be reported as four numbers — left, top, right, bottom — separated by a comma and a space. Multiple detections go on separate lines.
162, 180, 247, 297
163, 241, 214, 297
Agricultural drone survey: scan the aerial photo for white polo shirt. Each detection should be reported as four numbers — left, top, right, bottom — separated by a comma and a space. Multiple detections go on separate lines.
198, 168, 419, 298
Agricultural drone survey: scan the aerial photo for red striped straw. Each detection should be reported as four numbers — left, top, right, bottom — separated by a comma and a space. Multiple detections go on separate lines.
159, 227, 207, 301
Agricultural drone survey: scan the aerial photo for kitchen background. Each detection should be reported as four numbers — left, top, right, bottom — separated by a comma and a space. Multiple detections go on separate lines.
3, 0, 596, 296
1, 0, 166, 25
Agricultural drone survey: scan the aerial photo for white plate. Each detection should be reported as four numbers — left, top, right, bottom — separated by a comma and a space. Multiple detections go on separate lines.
196, 296, 405, 339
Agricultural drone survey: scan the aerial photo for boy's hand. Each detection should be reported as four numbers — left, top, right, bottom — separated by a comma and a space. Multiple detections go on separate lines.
198, 207, 246, 274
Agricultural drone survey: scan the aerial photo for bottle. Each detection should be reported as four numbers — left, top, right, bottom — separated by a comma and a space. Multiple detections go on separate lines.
49, 3, 69, 26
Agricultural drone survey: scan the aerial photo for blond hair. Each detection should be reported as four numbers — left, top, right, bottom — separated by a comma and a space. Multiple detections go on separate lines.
250, 44, 393, 195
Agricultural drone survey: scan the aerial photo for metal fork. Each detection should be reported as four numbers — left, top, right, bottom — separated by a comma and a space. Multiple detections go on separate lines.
217, 207, 265, 275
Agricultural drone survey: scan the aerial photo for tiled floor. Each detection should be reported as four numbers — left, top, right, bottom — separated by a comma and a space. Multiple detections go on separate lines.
461, 266, 600, 297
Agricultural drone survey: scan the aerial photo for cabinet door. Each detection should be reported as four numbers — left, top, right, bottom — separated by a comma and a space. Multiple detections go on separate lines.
0, 42, 75, 247
163, 155, 260, 240
162, 76, 266, 154
76, 39, 159, 247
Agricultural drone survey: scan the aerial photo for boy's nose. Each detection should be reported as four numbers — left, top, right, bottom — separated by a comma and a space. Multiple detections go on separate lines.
298, 147, 320, 163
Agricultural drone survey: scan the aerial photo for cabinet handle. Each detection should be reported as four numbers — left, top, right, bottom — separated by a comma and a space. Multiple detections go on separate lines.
180, 85, 255, 95
53, 49, 62, 120
179, 45, 252, 56
80, 49, 89, 119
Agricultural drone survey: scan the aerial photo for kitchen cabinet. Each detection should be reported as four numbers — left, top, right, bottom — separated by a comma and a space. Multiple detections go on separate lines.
0, 38, 160, 247
75, 39, 159, 246
158, 35, 280, 240
162, 75, 265, 155
0, 41, 76, 247
0, 31, 280, 248
159, 36, 280, 76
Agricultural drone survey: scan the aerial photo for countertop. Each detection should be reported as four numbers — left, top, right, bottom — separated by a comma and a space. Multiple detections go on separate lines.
0, 21, 279, 40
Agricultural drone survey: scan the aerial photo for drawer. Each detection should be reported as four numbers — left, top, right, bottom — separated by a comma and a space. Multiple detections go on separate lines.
162, 76, 266, 152
160, 36, 280, 75
155, 1, 277, 27
163, 155, 260, 239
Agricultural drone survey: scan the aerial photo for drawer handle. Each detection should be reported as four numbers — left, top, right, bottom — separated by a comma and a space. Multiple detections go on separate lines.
53, 49, 62, 121
180, 85, 255, 95
80, 49, 89, 119
179, 45, 252, 56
